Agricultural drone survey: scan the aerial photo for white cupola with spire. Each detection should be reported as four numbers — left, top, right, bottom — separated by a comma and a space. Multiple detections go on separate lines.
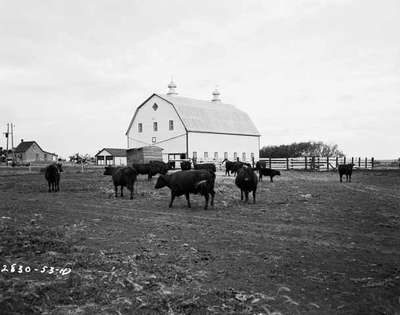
167, 79, 178, 96
211, 86, 221, 102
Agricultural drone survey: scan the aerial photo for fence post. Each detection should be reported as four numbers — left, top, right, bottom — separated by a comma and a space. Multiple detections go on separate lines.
336, 157, 338, 168
305, 156, 308, 170
365, 157, 367, 169
269, 157, 271, 169
327, 157, 329, 171
343, 156, 346, 165
351, 157, 354, 165
371, 157, 374, 169
286, 157, 289, 170
358, 157, 361, 167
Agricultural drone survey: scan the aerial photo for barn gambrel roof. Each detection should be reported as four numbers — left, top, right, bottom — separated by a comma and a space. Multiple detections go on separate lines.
126, 93, 260, 136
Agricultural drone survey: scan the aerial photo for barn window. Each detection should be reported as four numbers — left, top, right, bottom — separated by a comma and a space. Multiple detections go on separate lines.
233, 152, 237, 161
224, 152, 228, 159
169, 120, 174, 130
152, 103, 158, 111
242, 152, 246, 161
153, 122, 158, 132
138, 123, 143, 133
193, 151, 197, 159
214, 152, 218, 160
204, 152, 208, 160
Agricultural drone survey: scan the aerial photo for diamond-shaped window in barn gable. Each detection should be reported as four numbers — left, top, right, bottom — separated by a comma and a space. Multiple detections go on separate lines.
152, 103, 158, 111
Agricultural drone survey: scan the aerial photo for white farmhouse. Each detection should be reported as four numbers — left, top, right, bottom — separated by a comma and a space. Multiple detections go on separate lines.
126, 81, 261, 163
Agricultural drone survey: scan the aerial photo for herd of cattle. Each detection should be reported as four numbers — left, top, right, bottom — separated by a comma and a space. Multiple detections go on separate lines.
43, 159, 355, 209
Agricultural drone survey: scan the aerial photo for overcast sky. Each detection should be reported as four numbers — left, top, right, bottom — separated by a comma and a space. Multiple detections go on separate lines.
0, 0, 399, 159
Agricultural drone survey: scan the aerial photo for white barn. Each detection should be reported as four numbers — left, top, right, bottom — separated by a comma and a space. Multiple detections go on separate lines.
126, 81, 261, 163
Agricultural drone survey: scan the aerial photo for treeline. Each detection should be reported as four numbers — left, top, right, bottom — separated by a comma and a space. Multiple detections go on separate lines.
260, 141, 344, 158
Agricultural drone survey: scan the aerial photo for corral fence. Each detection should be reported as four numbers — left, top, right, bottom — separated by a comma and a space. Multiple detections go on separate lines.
0, 162, 104, 175
258, 157, 381, 171
1, 158, 399, 174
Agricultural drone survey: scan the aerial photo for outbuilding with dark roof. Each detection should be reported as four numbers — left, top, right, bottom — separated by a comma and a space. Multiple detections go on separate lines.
95, 148, 127, 166
14, 140, 58, 163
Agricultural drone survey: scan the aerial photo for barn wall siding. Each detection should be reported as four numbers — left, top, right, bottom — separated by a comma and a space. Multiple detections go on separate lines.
127, 95, 186, 149
188, 132, 259, 162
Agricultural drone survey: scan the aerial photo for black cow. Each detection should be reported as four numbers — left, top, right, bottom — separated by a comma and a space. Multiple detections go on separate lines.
338, 163, 354, 182
180, 161, 192, 170
104, 166, 137, 199
193, 162, 216, 173
258, 168, 281, 182
155, 170, 215, 210
235, 166, 258, 203
45, 163, 63, 192
167, 161, 176, 170
255, 161, 267, 170
222, 159, 237, 176
149, 161, 169, 175
132, 162, 167, 180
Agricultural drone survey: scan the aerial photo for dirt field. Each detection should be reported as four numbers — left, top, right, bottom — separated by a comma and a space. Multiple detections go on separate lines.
1, 168, 400, 314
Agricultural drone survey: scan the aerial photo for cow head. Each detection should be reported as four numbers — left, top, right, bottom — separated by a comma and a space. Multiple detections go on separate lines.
155, 175, 167, 189
103, 166, 113, 175
56, 163, 63, 172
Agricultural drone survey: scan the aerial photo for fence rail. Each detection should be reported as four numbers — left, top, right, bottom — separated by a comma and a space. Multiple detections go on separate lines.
258, 157, 381, 171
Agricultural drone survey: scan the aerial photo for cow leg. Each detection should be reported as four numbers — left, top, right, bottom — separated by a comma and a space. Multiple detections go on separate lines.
128, 183, 134, 199
253, 190, 256, 204
270, 176, 273, 183
114, 185, 118, 197
48, 181, 51, 192
120, 186, 124, 197
169, 193, 175, 208
349, 174, 352, 182
210, 189, 215, 206
339, 174, 343, 182
240, 189, 244, 200
185, 193, 191, 208
245, 191, 249, 202
204, 193, 209, 210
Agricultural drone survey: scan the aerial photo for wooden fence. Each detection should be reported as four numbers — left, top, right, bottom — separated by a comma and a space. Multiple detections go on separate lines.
258, 157, 376, 171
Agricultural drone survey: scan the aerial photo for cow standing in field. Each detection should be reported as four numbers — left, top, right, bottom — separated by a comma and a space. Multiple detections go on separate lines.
222, 159, 236, 176
45, 163, 63, 192
258, 168, 281, 182
223, 159, 252, 176
235, 166, 258, 203
132, 161, 168, 180
338, 163, 354, 182
180, 161, 192, 170
193, 161, 216, 174
104, 166, 137, 199
149, 161, 169, 175
155, 170, 215, 210
255, 161, 267, 170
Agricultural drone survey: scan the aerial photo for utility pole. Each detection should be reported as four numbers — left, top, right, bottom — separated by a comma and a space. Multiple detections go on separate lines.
10, 123, 15, 162
4, 123, 9, 164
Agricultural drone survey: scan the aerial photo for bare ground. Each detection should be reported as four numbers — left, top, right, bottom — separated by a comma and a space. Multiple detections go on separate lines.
0, 168, 400, 314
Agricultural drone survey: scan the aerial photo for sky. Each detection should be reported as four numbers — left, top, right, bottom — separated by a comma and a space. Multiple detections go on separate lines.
0, 0, 399, 159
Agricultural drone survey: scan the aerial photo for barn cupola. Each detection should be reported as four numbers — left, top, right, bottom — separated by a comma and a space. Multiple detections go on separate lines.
167, 79, 178, 96
211, 86, 221, 102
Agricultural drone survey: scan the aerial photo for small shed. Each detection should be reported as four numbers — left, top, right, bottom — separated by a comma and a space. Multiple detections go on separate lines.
95, 148, 127, 166
127, 146, 163, 165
